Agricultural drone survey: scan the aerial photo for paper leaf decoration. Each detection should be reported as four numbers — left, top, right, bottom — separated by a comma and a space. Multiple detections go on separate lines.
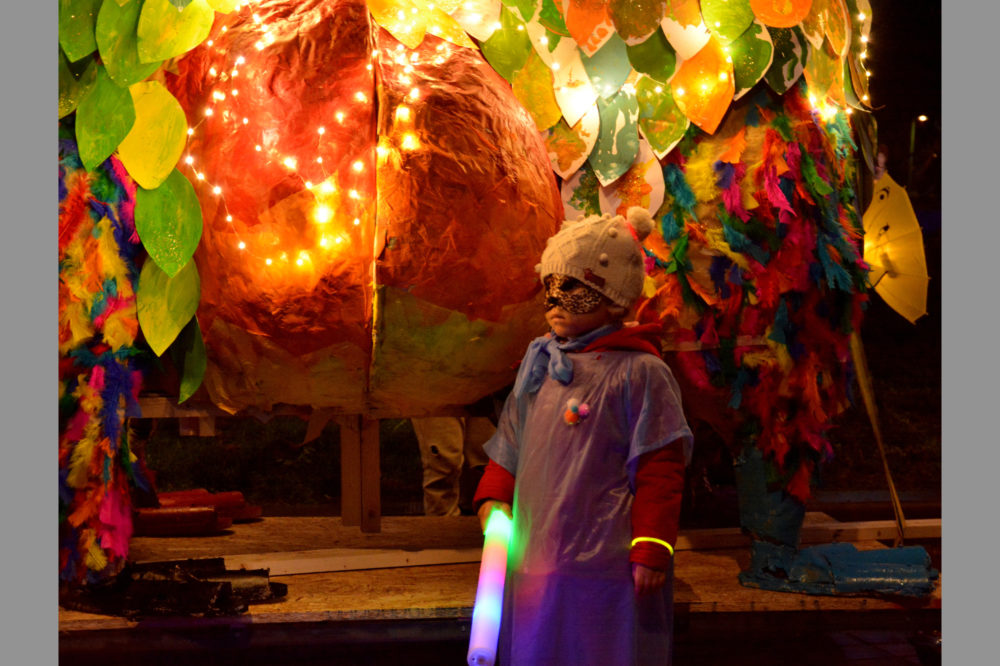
799, 0, 826, 49
137, 257, 201, 357
173, 315, 207, 404
135, 169, 204, 278
207, 0, 242, 11
368, 0, 426, 48
76, 66, 136, 173
670, 36, 734, 135
551, 41, 599, 126
137, 0, 214, 64
664, 0, 703, 27
846, 0, 872, 40
846, 49, 871, 108
564, 0, 616, 56
451, 0, 503, 41
512, 47, 564, 131
506, 0, 538, 22
561, 163, 602, 220
701, 0, 755, 45
538, 0, 571, 36
764, 26, 807, 94
823, 0, 850, 57
661, 16, 711, 60
804, 40, 845, 106
169, 0, 195, 9
626, 28, 677, 83
609, 0, 666, 45
636, 74, 689, 159
580, 33, 632, 99
59, 0, 102, 62
544, 104, 600, 178
588, 89, 640, 185
749, 0, 813, 28
598, 138, 665, 217
97, 0, 163, 89
117, 81, 188, 189
480, 5, 533, 81
59, 50, 98, 119
731, 21, 774, 100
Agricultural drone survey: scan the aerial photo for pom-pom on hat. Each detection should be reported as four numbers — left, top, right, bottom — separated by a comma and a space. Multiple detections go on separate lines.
537, 206, 654, 308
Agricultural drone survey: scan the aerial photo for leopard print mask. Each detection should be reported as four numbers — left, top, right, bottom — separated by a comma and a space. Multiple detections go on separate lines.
543, 274, 604, 314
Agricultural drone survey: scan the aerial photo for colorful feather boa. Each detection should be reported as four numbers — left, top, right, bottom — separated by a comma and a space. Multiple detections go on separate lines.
58, 121, 151, 585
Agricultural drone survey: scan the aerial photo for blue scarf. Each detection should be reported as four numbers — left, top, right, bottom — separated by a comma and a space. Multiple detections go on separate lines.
512, 324, 621, 398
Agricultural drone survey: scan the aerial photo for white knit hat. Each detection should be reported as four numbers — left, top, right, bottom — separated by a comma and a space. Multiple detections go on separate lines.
537, 207, 654, 308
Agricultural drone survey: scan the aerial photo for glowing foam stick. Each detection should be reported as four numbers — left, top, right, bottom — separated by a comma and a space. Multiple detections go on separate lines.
467, 507, 513, 666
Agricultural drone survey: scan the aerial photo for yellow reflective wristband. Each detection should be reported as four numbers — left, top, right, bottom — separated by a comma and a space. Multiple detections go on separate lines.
630, 536, 674, 557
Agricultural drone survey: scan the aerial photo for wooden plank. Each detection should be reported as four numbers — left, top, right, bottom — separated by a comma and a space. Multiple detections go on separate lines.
337, 416, 362, 527
225, 547, 481, 576
676, 518, 940, 551
360, 417, 381, 533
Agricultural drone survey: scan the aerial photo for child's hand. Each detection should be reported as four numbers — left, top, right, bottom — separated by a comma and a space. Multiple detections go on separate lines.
631, 562, 667, 596
477, 500, 512, 532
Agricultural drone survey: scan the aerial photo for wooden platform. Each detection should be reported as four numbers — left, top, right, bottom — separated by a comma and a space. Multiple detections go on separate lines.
59, 514, 941, 665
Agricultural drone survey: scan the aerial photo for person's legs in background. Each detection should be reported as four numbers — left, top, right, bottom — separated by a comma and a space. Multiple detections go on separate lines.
412, 416, 495, 516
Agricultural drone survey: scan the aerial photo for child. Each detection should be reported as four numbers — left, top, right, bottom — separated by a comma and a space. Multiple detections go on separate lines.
473, 207, 694, 665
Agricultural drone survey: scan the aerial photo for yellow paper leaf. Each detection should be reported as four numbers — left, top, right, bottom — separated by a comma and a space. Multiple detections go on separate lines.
368, 0, 427, 49
117, 81, 188, 189
512, 48, 563, 131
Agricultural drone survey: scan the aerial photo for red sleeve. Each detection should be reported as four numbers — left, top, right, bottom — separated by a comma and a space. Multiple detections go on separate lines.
630, 440, 686, 570
473, 459, 515, 511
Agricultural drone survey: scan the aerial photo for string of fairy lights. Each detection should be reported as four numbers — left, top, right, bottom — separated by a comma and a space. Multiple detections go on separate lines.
176, 1, 877, 276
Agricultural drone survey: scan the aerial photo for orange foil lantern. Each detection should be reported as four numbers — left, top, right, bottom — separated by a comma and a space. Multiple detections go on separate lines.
166, 0, 562, 416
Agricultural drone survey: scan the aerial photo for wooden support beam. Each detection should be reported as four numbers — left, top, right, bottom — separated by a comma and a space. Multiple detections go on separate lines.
360, 417, 381, 533
337, 416, 362, 528
213, 517, 940, 577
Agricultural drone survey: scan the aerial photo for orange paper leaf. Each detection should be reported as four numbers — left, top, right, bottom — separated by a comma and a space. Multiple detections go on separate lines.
669, 37, 735, 135
750, 0, 813, 28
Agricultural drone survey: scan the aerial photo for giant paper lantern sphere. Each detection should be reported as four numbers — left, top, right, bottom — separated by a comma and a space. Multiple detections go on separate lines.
165, 0, 562, 416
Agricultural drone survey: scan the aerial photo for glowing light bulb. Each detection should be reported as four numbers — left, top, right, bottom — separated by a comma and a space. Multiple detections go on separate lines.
232, 89, 239, 96
409, 87, 420, 100
540, 36, 549, 45
226, 215, 233, 222
319, 182, 335, 195
353, 218, 361, 226
209, 67, 218, 77
348, 189, 360, 200
654, 85, 663, 94
238, 241, 246, 249
187, 128, 194, 135
283, 157, 297, 169
718, 72, 728, 82
196, 172, 205, 180
551, 62, 561, 71
352, 160, 364, 172
318, 126, 326, 135
212, 185, 222, 195
296, 257, 304, 266
236, 56, 245, 65
213, 91, 226, 101
355, 91, 368, 103
204, 107, 214, 117
243, 117, 249, 125
336, 111, 346, 123
185, 155, 194, 165
675, 87, 685, 97
858, 13, 866, 21
861, 35, 869, 44
400, 132, 420, 151
918, 114, 928, 122
320, 236, 330, 248
266, 258, 273, 265
395, 105, 411, 122
255, 41, 265, 50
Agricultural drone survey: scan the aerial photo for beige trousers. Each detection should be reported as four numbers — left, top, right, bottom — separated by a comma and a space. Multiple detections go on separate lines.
411, 416, 494, 517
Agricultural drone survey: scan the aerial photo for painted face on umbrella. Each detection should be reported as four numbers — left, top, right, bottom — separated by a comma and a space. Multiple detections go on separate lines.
543, 274, 604, 314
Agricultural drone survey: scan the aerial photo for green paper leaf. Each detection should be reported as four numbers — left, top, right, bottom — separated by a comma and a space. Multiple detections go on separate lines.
580, 33, 632, 100
480, 6, 533, 82
137, 257, 201, 357
118, 81, 188, 189
701, 0, 755, 45
59, 0, 102, 62
98, 0, 164, 88
538, 0, 571, 37
75, 65, 136, 172
502, 0, 536, 23
137, 0, 214, 64
59, 49, 98, 119
544, 105, 599, 179
511, 48, 563, 131
562, 163, 602, 219
588, 89, 640, 186
609, 0, 665, 44
764, 26, 807, 95
135, 169, 204, 278
636, 75, 689, 159
731, 21, 774, 100
626, 29, 676, 83
171, 315, 207, 404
